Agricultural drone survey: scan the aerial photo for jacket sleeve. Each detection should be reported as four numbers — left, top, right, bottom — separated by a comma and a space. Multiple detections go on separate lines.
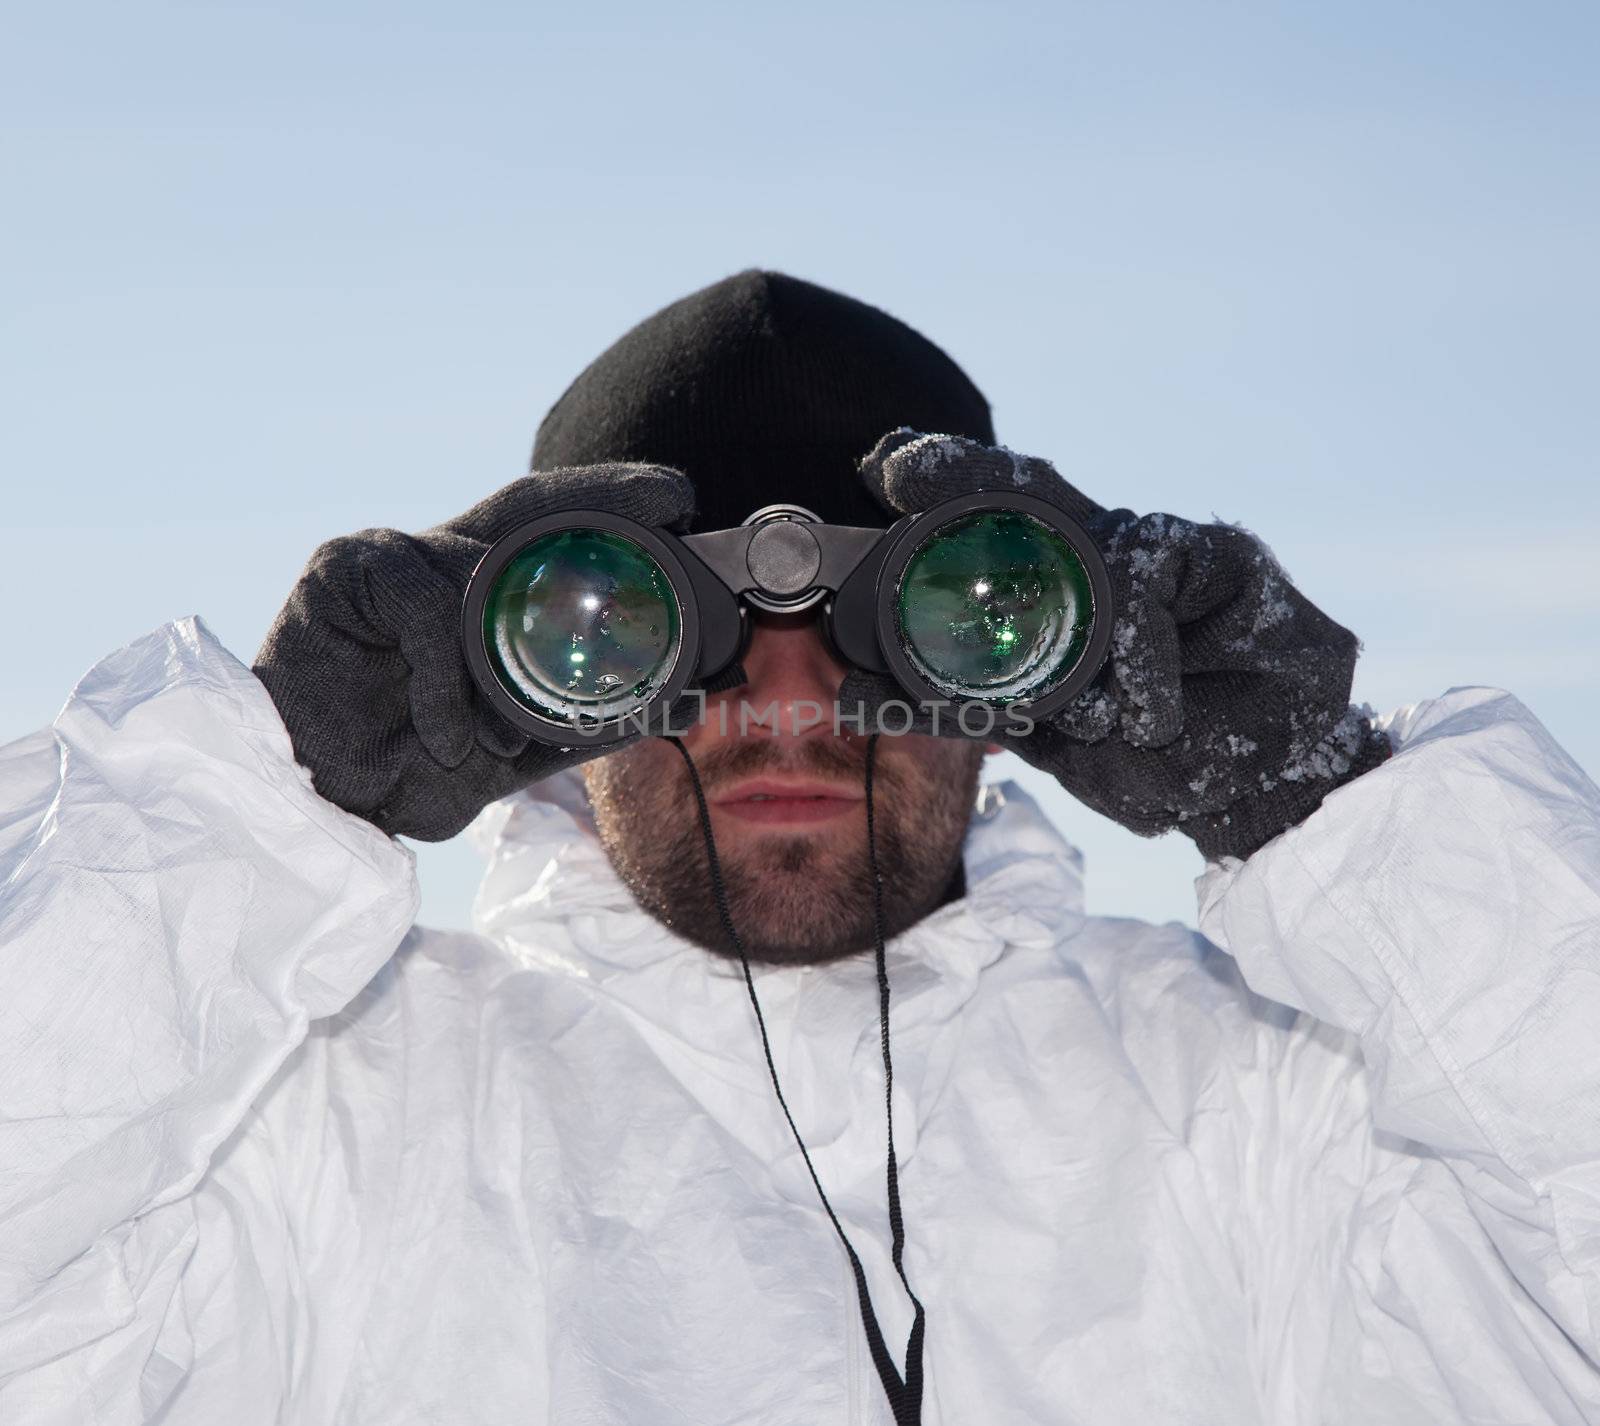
1196, 686, 1600, 1422
0, 618, 417, 1422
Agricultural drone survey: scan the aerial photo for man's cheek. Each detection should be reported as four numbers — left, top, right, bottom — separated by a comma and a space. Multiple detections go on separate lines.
588, 741, 671, 801
870, 743, 940, 798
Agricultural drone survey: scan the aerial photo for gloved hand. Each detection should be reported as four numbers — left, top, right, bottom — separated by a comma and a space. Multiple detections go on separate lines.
254, 465, 695, 842
842, 430, 1393, 862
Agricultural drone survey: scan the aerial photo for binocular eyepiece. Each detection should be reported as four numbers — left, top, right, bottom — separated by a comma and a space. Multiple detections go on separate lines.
462, 491, 1115, 745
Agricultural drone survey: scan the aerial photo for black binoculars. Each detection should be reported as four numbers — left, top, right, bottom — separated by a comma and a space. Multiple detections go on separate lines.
462, 491, 1114, 745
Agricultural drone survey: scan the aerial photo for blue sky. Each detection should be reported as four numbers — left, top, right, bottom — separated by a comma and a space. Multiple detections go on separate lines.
3, 1, 1596, 928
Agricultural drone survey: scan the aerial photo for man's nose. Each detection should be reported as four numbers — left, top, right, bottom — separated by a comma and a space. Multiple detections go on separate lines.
702, 611, 851, 742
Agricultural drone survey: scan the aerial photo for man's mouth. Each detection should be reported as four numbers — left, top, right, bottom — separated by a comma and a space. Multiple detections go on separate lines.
709, 777, 865, 826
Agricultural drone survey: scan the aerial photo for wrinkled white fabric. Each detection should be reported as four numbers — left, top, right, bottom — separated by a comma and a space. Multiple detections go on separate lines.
2, 618, 1598, 1424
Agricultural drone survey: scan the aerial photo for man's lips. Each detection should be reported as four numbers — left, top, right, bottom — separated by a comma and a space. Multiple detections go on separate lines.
709, 777, 865, 826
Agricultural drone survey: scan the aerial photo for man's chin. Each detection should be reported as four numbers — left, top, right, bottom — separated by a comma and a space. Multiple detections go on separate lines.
705, 842, 878, 965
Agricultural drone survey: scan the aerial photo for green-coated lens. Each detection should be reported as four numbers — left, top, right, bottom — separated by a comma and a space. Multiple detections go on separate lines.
483, 528, 682, 725
896, 510, 1094, 703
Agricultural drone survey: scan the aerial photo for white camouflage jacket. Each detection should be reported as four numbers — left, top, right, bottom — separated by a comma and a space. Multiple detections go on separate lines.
1, 617, 1598, 1424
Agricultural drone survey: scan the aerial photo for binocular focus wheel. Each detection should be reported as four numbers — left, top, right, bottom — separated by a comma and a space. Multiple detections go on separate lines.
745, 521, 823, 602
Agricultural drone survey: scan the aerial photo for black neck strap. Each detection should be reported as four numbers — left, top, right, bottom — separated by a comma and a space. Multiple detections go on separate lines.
665, 734, 925, 1425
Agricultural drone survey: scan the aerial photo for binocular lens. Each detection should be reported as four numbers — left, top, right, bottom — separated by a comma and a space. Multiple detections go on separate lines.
895, 510, 1095, 704
482, 528, 682, 725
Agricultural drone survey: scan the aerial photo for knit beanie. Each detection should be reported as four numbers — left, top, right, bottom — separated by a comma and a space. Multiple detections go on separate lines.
530, 269, 995, 533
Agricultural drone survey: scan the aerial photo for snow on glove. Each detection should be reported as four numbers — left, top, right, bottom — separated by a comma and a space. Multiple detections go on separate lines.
254, 465, 695, 842
841, 429, 1393, 862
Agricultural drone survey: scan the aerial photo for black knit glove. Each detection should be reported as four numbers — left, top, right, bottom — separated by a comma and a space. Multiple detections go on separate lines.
841, 430, 1393, 862
253, 465, 695, 842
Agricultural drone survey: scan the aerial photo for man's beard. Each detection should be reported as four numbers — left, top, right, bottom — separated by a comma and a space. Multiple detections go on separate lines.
583, 736, 986, 966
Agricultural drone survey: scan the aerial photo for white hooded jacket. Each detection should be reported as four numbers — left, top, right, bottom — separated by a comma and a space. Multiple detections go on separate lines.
1, 617, 1598, 1424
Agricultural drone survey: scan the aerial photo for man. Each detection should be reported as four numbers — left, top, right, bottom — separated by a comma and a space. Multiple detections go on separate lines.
1, 270, 1597, 1425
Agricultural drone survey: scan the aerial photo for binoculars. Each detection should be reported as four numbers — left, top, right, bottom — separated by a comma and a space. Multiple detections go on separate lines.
462, 491, 1115, 745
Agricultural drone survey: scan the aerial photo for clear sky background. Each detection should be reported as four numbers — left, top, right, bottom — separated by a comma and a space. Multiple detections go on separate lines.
3, 2, 1596, 931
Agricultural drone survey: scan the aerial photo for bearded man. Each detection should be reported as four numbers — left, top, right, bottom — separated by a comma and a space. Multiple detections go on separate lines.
3, 271, 1598, 1425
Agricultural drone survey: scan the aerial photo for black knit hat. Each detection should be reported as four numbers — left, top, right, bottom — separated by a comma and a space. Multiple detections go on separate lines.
530, 269, 995, 533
